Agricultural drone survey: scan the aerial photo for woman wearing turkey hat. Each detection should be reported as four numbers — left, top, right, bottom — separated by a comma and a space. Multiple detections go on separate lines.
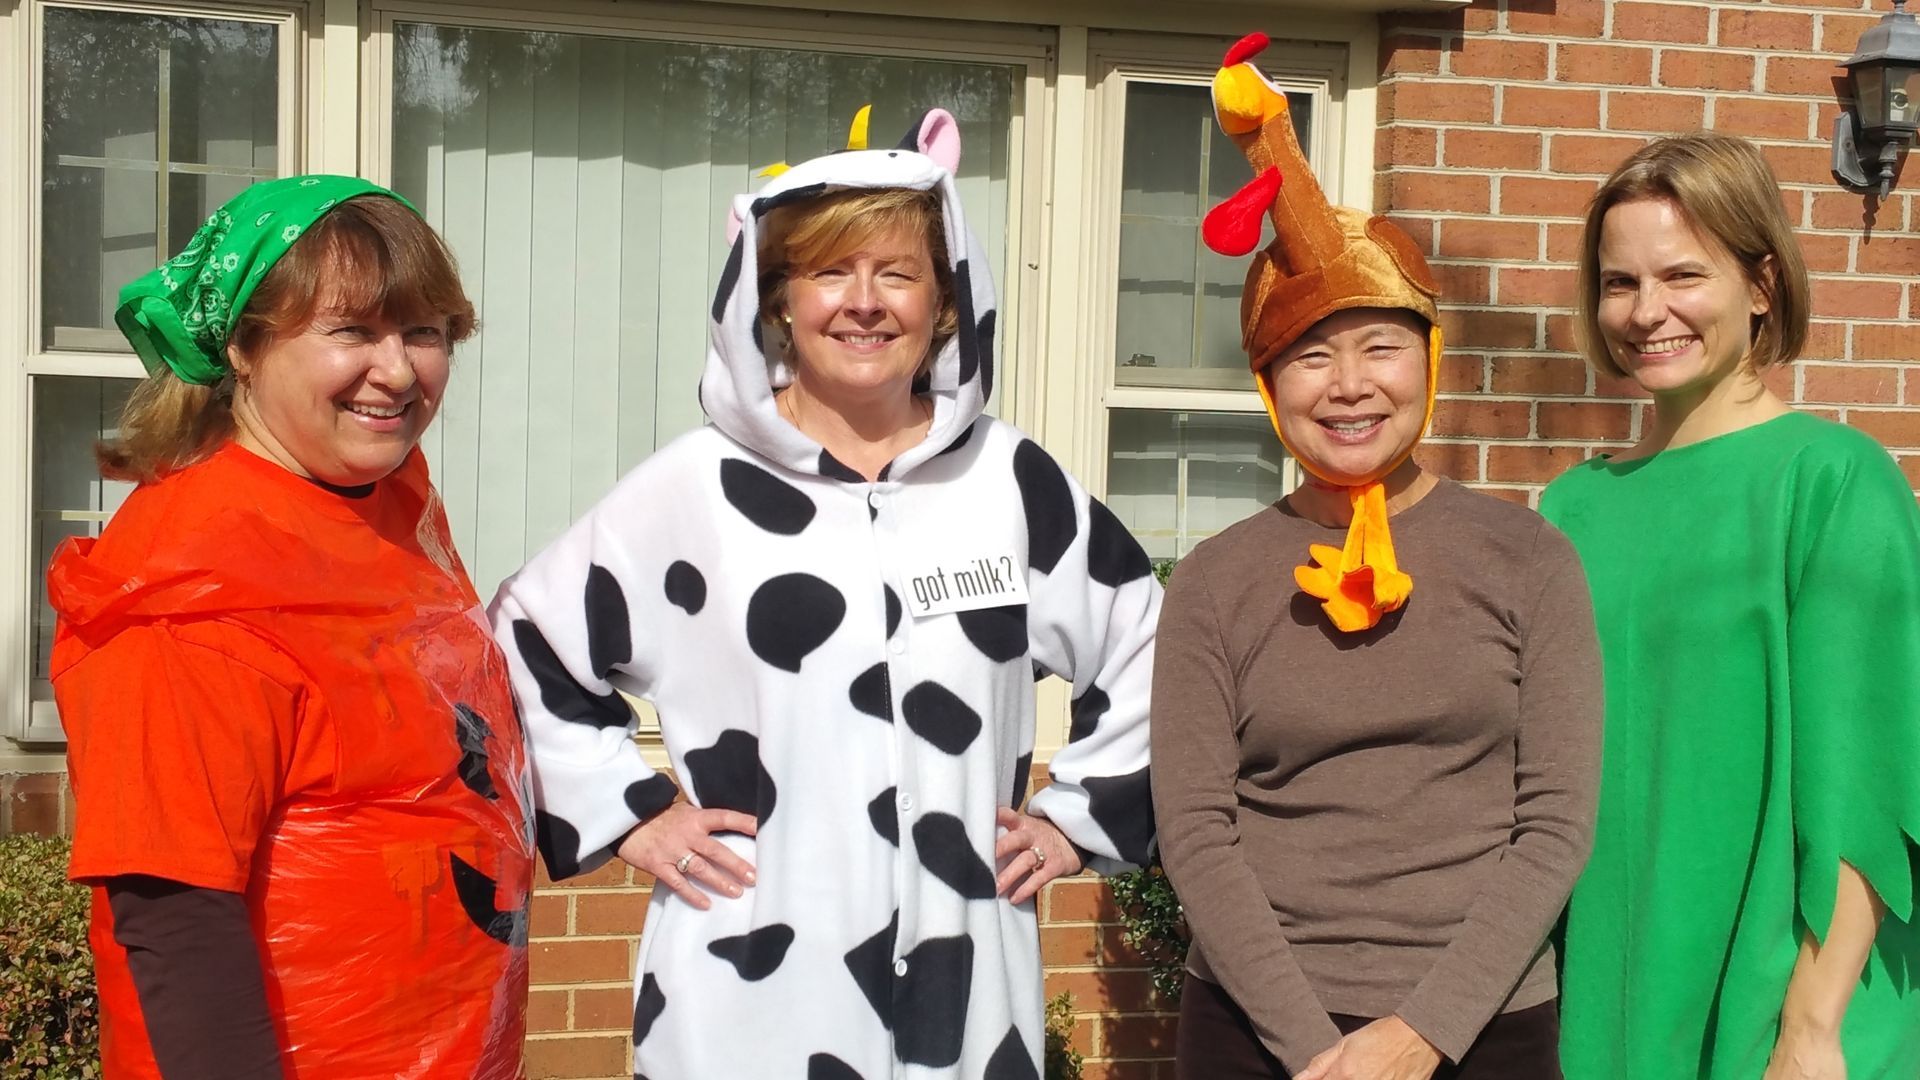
1151, 35, 1603, 1080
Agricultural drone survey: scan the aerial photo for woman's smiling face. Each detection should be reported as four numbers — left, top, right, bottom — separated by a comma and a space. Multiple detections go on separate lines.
1265, 307, 1431, 487
782, 225, 939, 398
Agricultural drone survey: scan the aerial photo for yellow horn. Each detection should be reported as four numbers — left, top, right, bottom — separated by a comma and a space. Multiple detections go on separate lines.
757, 162, 791, 178
846, 105, 872, 151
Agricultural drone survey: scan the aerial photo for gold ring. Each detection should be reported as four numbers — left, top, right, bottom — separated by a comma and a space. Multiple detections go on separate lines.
675, 852, 696, 875
1030, 845, 1047, 868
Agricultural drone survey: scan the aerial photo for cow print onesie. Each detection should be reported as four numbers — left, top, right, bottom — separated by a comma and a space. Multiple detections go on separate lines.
491, 110, 1160, 1080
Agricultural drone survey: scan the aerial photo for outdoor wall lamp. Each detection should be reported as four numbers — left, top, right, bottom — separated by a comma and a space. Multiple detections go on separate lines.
1831, 0, 1920, 197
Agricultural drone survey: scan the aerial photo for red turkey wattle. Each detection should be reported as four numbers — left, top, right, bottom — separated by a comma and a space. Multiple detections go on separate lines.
1201, 166, 1283, 256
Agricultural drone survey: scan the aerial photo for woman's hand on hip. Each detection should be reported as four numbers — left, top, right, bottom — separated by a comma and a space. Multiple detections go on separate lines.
614, 802, 758, 911
993, 806, 1082, 905
1763, 1020, 1847, 1080
1295, 1016, 1441, 1080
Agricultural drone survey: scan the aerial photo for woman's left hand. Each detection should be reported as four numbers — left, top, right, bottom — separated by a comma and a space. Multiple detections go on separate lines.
1762, 1020, 1847, 1080
1295, 1016, 1442, 1080
993, 807, 1082, 905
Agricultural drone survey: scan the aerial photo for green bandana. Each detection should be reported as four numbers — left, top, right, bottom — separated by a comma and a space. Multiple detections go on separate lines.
114, 175, 417, 386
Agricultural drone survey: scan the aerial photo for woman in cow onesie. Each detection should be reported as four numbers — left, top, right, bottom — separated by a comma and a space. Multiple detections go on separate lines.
492, 110, 1159, 1079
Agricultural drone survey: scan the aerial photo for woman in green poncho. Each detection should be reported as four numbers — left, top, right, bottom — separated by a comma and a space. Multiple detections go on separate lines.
1542, 132, 1920, 1079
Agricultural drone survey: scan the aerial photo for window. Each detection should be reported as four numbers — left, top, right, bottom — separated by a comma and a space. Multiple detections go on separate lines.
384, 20, 1020, 599
1090, 37, 1345, 560
21, 3, 294, 742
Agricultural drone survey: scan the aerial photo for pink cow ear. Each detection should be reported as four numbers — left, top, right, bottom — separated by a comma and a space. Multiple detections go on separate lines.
912, 109, 962, 173
725, 203, 744, 246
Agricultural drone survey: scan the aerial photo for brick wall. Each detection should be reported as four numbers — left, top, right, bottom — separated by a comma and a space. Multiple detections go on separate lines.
1383, 0, 1919, 503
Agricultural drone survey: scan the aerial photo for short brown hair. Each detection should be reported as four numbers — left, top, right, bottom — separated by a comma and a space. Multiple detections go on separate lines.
99, 194, 475, 483
756, 188, 960, 368
1575, 132, 1809, 380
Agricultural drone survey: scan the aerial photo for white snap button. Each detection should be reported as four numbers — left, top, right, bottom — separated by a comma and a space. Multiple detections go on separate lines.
890, 637, 906, 655
893, 958, 909, 977
897, 791, 914, 813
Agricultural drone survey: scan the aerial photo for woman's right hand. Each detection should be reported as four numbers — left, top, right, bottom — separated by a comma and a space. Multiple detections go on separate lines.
613, 803, 758, 910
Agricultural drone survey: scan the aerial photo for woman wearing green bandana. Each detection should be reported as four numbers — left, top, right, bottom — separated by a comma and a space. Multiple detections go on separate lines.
46, 176, 534, 1079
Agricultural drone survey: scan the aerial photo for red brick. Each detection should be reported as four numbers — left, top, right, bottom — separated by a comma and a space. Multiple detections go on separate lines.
1720, 9, 1816, 51
537, 857, 631, 891
1416, 440, 1483, 481
1491, 355, 1590, 396
1857, 235, 1920, 276
1805, 321, 1849, 362
1557, 43, 1655, 87
1499, 266, 1577, 307
1386, 214, 1437, 254
1802, 363, 1900, 404
1098, 924, 1152, 966
1046, 877, 1121, 923
1545, 223, 1584, 264
1441, 308, 1539, 350
1503, 85, 1601, 129
527, 988, 569, 1034
1438, 352, 1487, 393
572, 986, 635, 1031
1550, 133, 1650, 176
1658, 49, 1755, 92
1539, 401, 1632, 440
1438, 219, 1538, 261
1430, 398, 1532, 438
1509, 0, 1604, 37
1476, 486, 1536, 506
523, 1034, 628, 1079
1849, 410, 1920, 450
1444, 128, 1543, 171
1797, 233, 1852, 274
1068, 1016, 1097, 1058
1546, 314, 1580, 353
1487, 444, 1587, 483
5, 775, 62, 836
1432, 263, 1490, 305
1593, 370, 1654, 399
1612, 2, 1710, 44
1378, 124, 1438, 168
1380, 33, 1444, 77
1381, 171, 1492, 214
1383, 80, 1497, 124
1388, 2, 1498, 33
530, 893, 571, 939
530, 938, 631, 984
574, 891, 650, 936
1762, 364, 1797, 402
1897, 453, 1920, 489
1812, 278, 1902, 319
1810, 190, 1878, 230
1042, 923, 1101, 966
1606, 90, 1706, 133
1854, 323, 1920, 361
1045, 968, 1159, 1013
1820, 13, 1887, 55
1764, 56, 1846, 98
1714, 98, 1812, 141
1502, 176, 1599, 218
1104, 1014, 1180, 1058
1451, 36, 1549, 81
1761, 143, 1842, 187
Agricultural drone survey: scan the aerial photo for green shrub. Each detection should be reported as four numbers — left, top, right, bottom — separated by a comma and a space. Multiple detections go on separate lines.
1107, 859, 1190, 1004
0, 833, 99, 1079
1044, 991, 1083, 1080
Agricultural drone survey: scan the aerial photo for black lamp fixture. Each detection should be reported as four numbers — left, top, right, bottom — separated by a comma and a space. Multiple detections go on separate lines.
1831, 0, 1920, 197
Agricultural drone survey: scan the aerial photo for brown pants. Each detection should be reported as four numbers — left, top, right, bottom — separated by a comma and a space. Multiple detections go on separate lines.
1175, 974, 1564, 1080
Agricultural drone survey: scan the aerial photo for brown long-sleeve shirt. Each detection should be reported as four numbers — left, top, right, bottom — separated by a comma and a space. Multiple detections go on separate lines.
1151, 479, 1602, 1072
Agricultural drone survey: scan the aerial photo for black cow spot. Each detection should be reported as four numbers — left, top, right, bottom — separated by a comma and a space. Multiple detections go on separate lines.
750, 182, 829, 219
957, 604, 1026, 663
721, 458, 816, 535
844, 912, 899, 1029
868, 788, 899, 846
623, 774, 678, 823
664, 561, 706, 615
1009, 751, 1033, 810
585, 564, 632, 677
935, 420, 977, 458
746, 574, 846, 673
453, 703, 498, 800
706, 923, 796, 981
954, 260, 981, 388
449, 852, 528, 946
901, 682, 983, 755
632, 972, 667, 1046
808, 1054, 866, 1080
1013, 440, 1076, 575
850, 663, 892, 721
884, 586, 902, 638
911, 813, 996, 899
1087, 498, 1153, 587
819, 450, 865, 483
984, 1024, 1038, 1080
513, 620, 630, 729
710, 237, 743, 324
895, 934, 974, 1067
1069, 685, 1110, 745
1084, 766, 1154, 866
976, 310, 998, 400
535, 809, 585, 880
683, 730, 777, 823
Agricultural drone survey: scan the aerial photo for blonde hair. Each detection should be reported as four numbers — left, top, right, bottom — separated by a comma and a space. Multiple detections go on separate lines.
98, 195, 476, 484
756, 187, 960, 370
1576, 132, 1809, 380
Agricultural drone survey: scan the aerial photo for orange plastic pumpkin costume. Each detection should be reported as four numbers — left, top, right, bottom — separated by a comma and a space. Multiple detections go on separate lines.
1203, 33, 1446, 632
47, 443, 532, 1079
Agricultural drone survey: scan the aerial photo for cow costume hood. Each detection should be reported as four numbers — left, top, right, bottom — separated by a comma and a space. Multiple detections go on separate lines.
701, 108, 997, 482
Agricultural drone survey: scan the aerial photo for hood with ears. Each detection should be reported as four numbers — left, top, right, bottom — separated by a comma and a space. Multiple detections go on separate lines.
700, 108, 999, 481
